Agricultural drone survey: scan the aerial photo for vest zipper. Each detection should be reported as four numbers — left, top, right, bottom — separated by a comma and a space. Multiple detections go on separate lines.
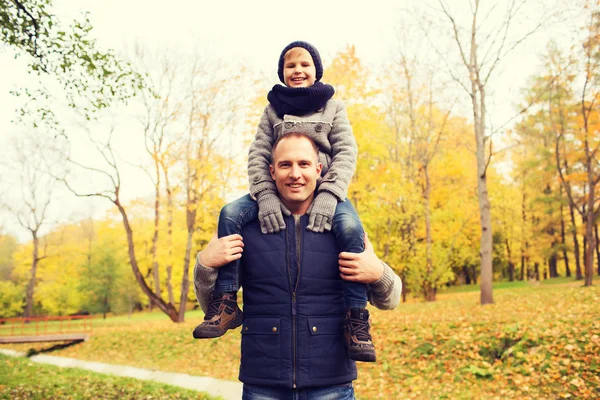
292, 215, 302, 389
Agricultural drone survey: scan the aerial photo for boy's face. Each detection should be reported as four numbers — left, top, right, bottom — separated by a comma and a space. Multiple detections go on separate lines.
283, 48, 317, 88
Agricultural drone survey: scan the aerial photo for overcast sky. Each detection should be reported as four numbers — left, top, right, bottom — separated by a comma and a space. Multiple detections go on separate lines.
0, 0, 575, 240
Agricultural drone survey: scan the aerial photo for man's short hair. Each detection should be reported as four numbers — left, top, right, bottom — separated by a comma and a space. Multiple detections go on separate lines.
271, 132, 319, 162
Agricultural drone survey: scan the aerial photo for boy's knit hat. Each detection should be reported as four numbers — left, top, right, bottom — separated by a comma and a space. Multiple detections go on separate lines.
278, 41, 323, 83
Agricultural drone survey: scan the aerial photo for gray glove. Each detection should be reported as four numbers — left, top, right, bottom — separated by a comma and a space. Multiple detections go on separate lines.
257, 191, 286, 234
307, 191, 338, 233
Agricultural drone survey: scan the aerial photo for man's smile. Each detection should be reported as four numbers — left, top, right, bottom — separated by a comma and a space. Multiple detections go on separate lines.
286, 182, 305, 190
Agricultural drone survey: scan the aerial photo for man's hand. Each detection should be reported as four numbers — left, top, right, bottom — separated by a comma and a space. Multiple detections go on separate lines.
338, 233, 383, 283
198, 233, 244, 268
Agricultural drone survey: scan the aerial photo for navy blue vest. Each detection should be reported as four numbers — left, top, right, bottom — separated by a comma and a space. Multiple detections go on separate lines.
238, 214, 357, 388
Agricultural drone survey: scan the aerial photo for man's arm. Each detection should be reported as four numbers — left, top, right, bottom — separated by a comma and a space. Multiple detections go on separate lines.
193, 255, 218, 313
192, 233, 243, 313
194, 231, 402, 312
338, 233, 402, 310
367, 262, 402, 311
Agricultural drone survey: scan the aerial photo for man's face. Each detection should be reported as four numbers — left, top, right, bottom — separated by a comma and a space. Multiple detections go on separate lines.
270, 136, 322, 214
283, 48, 317, 88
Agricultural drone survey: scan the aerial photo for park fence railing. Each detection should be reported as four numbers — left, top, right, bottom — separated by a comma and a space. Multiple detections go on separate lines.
0, 315, 94, 344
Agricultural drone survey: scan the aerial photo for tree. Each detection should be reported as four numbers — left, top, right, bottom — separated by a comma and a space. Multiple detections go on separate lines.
379, 43, 456, 301
133, 48, 183, 309
510, 46, 579, 281
0, 132, 63, 317
0, 232, 19, 280
0, 280, 24, 318
59, 55, 246, 322
573, 4, 600, 286
2, 0, 143, 129
79, 246, 119, 319
417, 0, 545, 304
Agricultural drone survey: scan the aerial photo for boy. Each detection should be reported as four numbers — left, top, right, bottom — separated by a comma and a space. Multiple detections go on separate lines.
193, 41, 375, 362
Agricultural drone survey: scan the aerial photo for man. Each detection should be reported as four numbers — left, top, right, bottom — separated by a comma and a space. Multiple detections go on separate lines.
193, 132, 401, 399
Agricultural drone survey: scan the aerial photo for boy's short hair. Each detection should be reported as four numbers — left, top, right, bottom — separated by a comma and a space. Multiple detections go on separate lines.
278, 41, 323, 84
271, 132, 319, 162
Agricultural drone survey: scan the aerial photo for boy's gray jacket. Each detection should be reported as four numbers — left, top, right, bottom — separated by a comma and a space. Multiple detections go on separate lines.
248, 98, 357, 201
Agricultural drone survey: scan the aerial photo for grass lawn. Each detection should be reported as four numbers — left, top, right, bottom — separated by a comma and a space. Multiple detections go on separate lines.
438, 275, 581, 294
0, 353, 219, 399
2, 281, 599, 399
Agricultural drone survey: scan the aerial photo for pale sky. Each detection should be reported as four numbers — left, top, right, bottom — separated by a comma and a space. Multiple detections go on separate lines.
0, 0, 575, 240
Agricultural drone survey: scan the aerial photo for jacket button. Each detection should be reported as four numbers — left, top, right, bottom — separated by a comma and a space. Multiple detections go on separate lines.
285, 122, 293, 129
244, 326, 248, 331
272, 327, 277, 332
312, 326, 317, 332
315, 124, 323, 132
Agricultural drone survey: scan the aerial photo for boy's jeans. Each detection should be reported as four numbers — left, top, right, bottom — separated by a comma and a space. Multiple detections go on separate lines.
215, 194, 368, 308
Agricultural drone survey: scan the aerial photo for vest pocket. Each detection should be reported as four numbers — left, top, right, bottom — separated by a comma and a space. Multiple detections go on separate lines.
307, 316, 352, 379
240, 316, 281, 380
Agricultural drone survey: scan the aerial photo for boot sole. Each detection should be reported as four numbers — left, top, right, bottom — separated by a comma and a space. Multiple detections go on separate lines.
192, 313, 244, 339
344, 332, 377, 362
348, 350, 377, 363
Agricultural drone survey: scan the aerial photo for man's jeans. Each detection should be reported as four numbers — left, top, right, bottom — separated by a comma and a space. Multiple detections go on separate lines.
215, 194, 368, 308
242, 383, 355, 400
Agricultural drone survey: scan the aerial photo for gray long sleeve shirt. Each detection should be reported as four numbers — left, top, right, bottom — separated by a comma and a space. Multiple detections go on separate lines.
193, 251, 402, 314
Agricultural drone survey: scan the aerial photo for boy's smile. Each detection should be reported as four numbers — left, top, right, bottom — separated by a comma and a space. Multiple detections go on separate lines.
283, 48, 317, 88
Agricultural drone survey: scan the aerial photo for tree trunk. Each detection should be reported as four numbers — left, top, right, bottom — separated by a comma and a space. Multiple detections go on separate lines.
584, 212, 594, 286
548, 252, 558, 278
179, 226, 194, 323
505, 238, 514, 282
556, 133, 582, 279
463, 265, 471, 285
103, 293, 108, 319
569, 201, 583, 280
178, 172, 198, 322
473, 88, 493, 304
116, 200, 178, 322
560, 191, 571, 277
584, 155, 595, 286
595, 224, 600, 276
150, 158, 161, 305
520, 189, 528, 281
423, 164, 435, 302
164, 169, 175, 305
24, 230, 39, 318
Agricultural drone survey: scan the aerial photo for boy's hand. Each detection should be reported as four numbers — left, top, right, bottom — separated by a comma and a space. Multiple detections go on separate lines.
257, 192, 286, 234
307, 191, 337, 233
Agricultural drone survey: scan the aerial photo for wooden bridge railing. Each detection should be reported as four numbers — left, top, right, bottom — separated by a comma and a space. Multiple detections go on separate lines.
0, 315, 94, 343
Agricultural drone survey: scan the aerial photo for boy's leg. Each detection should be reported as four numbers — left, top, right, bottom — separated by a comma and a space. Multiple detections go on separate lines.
214, 194, 258, 295
332, 199, 376, 362
332, 199, 368, 308
193, 194, 258, 339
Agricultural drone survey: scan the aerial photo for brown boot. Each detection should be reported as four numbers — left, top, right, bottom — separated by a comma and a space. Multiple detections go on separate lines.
192, 292, 243, 339
343, 307, 376, 362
